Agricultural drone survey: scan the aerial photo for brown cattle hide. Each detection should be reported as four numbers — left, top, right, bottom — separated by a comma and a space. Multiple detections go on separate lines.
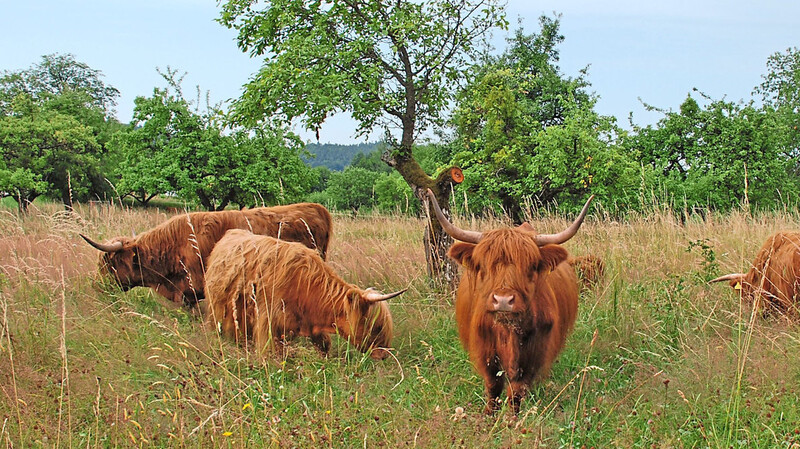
426, 189, 593, 413
205, 229, 402, 360
712, 231, 800, 316
569, 254, 606, 289
82, 203, 332, 306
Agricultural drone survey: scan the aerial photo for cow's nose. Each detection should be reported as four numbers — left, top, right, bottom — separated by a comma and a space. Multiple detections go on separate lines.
492, 294, 515, 312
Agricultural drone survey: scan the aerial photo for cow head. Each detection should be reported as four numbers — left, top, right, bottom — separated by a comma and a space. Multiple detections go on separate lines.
426, 189, 593, 317
81, 234, 143, 291
449, 230, 570, 316
341, 287, 405, 360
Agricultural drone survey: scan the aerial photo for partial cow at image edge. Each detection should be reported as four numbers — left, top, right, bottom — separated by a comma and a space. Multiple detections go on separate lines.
711, 231, 800, 318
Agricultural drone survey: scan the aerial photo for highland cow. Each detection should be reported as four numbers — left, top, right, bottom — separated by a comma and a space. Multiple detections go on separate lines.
569, 254, 606, 289
427, 189, 593, 413
711, 231, 800, 316
205, 229, 404, 359
81, 203, 332, 306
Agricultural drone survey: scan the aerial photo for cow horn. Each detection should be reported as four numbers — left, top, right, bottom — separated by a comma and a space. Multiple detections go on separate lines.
363, 287, 408, 303
80, 234, 124, 253
709, 273, 745, 284
533, 195, 595, 246
425, 189, 483, 244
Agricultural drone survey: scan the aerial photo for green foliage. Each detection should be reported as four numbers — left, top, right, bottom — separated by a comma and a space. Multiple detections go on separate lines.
112, 69, 314, 210
686, 238, 719, 281
350, 145, 392, 173
449, 16, 638, 220
231, 127, 317, 207
322, 167, 380, 212
374, 171, 419, 214
629, 94, 799, 210
0, 93, 100, 211
220, 0, 506, 138
0, 53, 120, 116
0, 54, 122, 210
307, 144, 446, 214
756, 47, 800, 174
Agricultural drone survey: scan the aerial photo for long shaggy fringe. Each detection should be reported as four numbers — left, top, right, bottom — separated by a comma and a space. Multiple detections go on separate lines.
205, 229, 392, 356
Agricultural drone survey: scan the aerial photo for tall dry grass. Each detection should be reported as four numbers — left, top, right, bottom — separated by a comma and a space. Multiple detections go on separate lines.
1, 200, 799, 447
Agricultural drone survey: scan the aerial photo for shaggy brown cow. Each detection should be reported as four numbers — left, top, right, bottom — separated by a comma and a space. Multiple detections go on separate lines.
569, 254, 606, 289
81, 203, 332, 306
205, 229, 404, 359
711, 231, 800, 315
426, 189, 593, 413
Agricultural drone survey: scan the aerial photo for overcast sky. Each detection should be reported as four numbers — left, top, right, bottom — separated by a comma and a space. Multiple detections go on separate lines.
2, 1, 799, 144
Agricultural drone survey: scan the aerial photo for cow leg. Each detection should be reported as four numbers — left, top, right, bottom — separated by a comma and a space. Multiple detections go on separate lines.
479, 356, 505, 414
310, 333, 331, 356
506, 381, 530, 414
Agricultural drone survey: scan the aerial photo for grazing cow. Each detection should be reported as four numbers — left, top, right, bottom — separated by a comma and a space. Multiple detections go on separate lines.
81, 203, 332, 306
426, 189, 593, 413
711, 231, 800, 315
205, 229, 404, 359
569, 254, 606, 289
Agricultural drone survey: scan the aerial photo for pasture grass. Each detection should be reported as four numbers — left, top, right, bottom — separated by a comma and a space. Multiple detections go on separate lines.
1, 201, 800, 447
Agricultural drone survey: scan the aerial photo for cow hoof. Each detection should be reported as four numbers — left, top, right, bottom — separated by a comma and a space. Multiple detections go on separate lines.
369, 348, 390, 360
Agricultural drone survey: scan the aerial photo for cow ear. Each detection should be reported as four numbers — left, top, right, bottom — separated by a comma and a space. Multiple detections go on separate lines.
448, 242, 476, 269
537, 244, 569, 273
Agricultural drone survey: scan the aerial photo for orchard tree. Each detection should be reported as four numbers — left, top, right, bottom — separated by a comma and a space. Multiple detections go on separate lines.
114, 69, 314, 210
230, 126, 317, 208
324, 167, 380, 212
756, 47, 800, 173
219, 0, 507, 283
0, 53, 120, 115
115, 75, 239, 210
0, 54, 122, 207
629, 94, 797, 210
449, 17, 638, 222
0, 94, 99, 212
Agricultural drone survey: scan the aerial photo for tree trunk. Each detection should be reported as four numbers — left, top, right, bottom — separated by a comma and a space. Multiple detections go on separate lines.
382, 146, 462, 288
422, 193, 459, 288
17, 192, 35, 214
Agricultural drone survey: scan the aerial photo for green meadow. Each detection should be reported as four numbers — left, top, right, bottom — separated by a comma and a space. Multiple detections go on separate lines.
1, 201, 800, 448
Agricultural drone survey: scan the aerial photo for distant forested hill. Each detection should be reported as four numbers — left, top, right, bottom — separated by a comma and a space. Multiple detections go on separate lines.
303, 141, 380, 171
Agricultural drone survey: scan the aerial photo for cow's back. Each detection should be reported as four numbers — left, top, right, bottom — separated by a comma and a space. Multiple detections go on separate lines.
243, 203, 332, 259
205, 229, 298, 342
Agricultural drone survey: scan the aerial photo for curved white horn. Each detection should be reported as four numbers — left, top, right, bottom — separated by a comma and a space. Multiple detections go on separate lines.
425, 189, 482, 243
363, 287, 408, 303
534, 195, 595, 246
709, 273, 745, 284
80, 234, 124, 252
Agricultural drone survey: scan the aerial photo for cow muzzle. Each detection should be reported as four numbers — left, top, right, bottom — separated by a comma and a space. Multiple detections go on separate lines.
490, 293, 516, 312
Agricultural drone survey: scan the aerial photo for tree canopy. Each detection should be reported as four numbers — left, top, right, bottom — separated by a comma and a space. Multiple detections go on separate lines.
111, 69, 315, 210
447, 16, 638, 221
219, 0, 509, 283
0, 54, 120, 211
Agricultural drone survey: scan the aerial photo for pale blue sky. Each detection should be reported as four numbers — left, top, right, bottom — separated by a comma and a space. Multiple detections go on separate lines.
2, 1, 799, 143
